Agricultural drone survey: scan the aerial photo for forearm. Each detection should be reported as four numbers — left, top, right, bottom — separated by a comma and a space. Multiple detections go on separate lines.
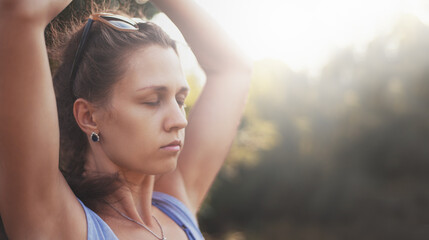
151, 0, 251, 75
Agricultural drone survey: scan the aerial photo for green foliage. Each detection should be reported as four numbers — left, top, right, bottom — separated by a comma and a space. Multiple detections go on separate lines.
199, 15, 429, 240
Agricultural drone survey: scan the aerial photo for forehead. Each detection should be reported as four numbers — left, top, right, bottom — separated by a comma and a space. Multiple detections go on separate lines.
115, 45, 188, 92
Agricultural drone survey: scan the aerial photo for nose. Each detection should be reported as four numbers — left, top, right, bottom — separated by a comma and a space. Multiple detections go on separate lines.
163, 100, 188, 132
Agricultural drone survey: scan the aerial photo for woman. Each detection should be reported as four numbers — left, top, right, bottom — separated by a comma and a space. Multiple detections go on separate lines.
0, 0, 251, 239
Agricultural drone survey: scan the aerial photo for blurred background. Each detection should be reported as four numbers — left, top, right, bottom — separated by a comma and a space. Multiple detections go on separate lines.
52, 0, 429, 239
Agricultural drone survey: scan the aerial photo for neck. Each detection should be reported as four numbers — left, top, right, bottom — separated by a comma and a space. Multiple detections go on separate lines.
85, 146, 158, 226
106, 173, 157, 226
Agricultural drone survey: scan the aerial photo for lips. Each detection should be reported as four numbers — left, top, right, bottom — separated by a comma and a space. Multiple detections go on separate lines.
160, 140, 182, 151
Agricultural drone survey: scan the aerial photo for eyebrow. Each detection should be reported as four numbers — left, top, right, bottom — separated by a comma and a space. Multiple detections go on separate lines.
136, 85, 190, 93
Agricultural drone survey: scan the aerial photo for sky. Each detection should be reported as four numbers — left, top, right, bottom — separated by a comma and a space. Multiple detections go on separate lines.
153, 0, 429, 75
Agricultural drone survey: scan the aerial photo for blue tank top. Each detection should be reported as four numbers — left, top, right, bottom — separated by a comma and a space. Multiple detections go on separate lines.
78, 192, 205, 240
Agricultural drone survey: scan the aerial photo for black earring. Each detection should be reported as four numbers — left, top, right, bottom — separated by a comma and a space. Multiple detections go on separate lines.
91, 132, 100, 142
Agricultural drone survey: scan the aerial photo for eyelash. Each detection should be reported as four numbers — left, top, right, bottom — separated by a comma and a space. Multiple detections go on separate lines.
145, 100, 161, 106
144, 99, 186, 108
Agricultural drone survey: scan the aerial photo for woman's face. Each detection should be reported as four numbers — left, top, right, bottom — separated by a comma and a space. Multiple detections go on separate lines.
94, 45, 189, 175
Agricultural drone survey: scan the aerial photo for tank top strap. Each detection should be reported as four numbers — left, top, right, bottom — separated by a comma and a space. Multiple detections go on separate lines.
77, 198, 119, 240
152, 191, 205, 240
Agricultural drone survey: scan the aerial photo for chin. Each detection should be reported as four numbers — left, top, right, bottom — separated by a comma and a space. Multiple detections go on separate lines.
149, 156, 178, 175
162, 157, 179, 173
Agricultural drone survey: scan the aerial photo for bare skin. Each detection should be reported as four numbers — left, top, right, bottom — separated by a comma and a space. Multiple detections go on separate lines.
0, 0, 251, 239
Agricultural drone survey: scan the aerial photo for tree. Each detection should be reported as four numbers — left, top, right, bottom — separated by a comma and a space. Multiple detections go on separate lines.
199, 15, 429, 240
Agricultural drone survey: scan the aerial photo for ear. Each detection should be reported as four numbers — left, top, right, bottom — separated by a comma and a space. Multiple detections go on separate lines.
73, 98, 100, 135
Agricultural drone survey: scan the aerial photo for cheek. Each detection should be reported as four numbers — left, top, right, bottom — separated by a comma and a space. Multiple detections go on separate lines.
105, 104, 155, 135
99, 107, 161, 165
121, 106, 161, 136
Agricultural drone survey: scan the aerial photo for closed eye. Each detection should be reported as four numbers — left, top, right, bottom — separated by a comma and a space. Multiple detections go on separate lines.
144, 100, 160, 106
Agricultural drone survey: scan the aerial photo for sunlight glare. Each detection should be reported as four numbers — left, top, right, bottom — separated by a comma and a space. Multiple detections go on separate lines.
153, 0, 429, 75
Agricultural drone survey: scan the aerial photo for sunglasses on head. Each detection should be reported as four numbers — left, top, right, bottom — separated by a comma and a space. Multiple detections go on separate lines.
70, 13, 146, 92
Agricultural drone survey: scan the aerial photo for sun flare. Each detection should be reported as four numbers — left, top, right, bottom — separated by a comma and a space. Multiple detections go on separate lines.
153, 0, 429, 74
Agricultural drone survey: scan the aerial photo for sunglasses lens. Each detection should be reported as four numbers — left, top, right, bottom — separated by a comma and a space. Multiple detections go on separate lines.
100, 15, 138, 30
108, 19, 138, 30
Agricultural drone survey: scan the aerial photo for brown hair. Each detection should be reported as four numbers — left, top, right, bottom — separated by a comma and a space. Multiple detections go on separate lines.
51, 12, 177, 210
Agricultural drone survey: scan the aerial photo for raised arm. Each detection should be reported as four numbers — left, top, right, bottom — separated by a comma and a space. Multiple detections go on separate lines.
0, 1, 86, 239
151, 0, 252, 212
